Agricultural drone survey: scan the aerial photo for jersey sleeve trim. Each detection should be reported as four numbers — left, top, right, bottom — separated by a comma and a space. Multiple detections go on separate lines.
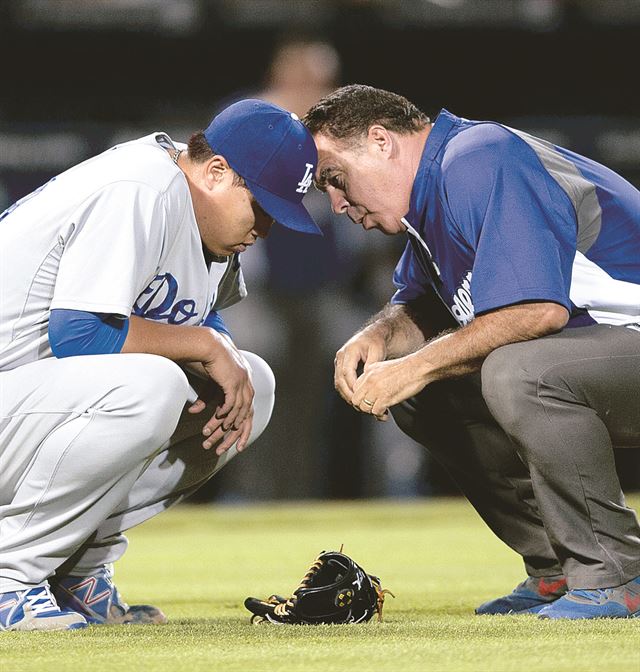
473, 289, 571, 316
202, 310, 232, 338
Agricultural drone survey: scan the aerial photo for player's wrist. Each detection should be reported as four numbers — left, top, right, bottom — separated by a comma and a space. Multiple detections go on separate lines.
201, 326, 233, 361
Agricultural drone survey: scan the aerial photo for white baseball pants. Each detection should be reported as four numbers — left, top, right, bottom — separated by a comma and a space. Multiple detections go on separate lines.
0, 352, 275, 591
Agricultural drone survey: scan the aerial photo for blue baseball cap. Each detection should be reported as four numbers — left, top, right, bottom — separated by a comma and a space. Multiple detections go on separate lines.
204, 99, 321, 235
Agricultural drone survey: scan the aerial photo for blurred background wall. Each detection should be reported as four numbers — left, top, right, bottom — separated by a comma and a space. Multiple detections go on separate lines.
1, 0, 639, 500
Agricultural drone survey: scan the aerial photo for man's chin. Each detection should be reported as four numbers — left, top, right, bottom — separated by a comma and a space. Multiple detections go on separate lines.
204, 245, 233, 258
374, 220, 403, 235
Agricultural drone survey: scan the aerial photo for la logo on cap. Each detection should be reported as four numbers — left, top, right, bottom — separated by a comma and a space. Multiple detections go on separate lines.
296, 163, 314, 194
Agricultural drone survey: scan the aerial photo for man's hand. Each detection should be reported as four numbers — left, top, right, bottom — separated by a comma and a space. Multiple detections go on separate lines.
188, 397, 254, 455
351, 354, 427, 419
123, 316, 255, 454
334, 303, 434, 419
188, 339, 255, 454
334, 326, 387, 406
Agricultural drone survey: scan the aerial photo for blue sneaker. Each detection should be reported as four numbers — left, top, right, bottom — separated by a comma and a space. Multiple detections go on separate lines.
52, 565, 166, 625
0, 584, 87, 631
538, 575, 640, 619
476, 575, 568, 615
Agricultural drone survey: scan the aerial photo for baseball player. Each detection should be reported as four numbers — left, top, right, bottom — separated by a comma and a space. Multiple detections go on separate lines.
303, 85, 640, 619
0, 100, 320, 631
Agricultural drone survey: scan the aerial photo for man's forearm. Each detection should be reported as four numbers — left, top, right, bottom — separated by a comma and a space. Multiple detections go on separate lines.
414, 302, 569, 384
364, 303, 435, 359
348, 301, 570, 416
122, 315, 225, 364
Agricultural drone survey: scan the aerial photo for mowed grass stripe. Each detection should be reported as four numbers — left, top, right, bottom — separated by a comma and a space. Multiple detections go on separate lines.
2, 496, 639, 672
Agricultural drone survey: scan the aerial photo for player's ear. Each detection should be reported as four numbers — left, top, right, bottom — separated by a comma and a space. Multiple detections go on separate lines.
367, 125, 393, 157
204, 155, 231, 189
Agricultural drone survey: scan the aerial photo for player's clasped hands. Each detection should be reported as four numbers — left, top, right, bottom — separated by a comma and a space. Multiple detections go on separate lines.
190, 337, 255, 455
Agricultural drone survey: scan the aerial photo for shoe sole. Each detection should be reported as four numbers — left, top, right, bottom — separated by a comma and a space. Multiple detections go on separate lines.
4, 618, 88, 632
475, 601, 555, 615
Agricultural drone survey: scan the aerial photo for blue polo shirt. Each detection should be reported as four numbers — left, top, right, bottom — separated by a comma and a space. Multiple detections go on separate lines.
392, 110, 640, 328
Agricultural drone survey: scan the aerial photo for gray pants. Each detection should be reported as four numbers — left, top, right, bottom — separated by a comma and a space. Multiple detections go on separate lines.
391, 324, 640, 589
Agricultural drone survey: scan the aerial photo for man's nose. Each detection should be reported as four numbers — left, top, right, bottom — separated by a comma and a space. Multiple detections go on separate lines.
327, 187, 350, 215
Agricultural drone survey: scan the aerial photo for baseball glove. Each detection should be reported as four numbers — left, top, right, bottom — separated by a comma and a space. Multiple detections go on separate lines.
244, 549, 393, 624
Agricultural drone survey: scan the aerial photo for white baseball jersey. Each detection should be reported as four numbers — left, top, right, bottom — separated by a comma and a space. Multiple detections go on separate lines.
0, 132, 246, 371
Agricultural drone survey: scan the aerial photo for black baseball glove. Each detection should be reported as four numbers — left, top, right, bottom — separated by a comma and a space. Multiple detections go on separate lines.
244, 549, 393, 624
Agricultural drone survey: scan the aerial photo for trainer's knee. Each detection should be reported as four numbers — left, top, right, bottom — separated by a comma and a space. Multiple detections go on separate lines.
391, 376, 482, 440
390, 397, 422, 443
481, 343, 543, 435
241, 351, 275, 444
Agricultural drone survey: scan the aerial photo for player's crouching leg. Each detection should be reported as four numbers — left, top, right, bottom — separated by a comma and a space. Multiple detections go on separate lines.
167, 350, 275, 480
44, 353, 275, 628
242, 350, 276, 445
106, 353, 193, 452
0, 354, 191, 631
69, 350, 274, 538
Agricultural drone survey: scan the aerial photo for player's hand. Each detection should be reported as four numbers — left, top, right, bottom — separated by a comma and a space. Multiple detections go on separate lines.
334, 327, 387, 406
191, 405, 254, 454
200, 337, 255, 453
188, 401, 254, 454
186, 378, 254, 454
351, 354, 428, 419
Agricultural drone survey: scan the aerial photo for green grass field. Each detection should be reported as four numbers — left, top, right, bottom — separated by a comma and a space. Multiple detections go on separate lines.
2, 496, 639, 672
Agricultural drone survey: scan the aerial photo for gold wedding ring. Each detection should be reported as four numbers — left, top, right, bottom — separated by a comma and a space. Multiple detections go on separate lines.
363, 399, 374, 407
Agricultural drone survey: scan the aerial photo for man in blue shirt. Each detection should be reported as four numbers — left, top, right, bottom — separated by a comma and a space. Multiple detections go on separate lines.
303, 84, 640, 619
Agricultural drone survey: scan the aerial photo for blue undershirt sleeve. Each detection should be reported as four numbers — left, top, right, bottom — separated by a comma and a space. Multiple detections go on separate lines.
202, 310, 232, 339
49, 309, 129, 358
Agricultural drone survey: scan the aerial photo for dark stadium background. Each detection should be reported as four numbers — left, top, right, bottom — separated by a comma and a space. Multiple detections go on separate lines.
1, 0, 639, 500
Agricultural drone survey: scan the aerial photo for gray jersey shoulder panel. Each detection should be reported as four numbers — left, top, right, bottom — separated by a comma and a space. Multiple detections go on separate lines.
505, 127, 602, 254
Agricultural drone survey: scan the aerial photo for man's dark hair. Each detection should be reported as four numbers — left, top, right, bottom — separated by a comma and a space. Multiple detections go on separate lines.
187, 131, 215, 163
187, 131, 246, 187
302, 84, 430, 142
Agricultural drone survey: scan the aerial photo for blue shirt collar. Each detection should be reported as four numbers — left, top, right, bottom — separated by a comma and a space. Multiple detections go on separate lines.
404, 109, 459, 225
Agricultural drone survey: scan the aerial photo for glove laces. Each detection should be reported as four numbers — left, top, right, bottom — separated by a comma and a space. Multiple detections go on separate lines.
271, 556, 325, 619
370, 577, 395, 622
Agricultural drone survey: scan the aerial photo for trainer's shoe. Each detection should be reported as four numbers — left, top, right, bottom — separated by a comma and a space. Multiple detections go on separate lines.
475, 574, 567, 615
538, 575, 640, 619
52, 565, 167, 625
0, 584, 87, 631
